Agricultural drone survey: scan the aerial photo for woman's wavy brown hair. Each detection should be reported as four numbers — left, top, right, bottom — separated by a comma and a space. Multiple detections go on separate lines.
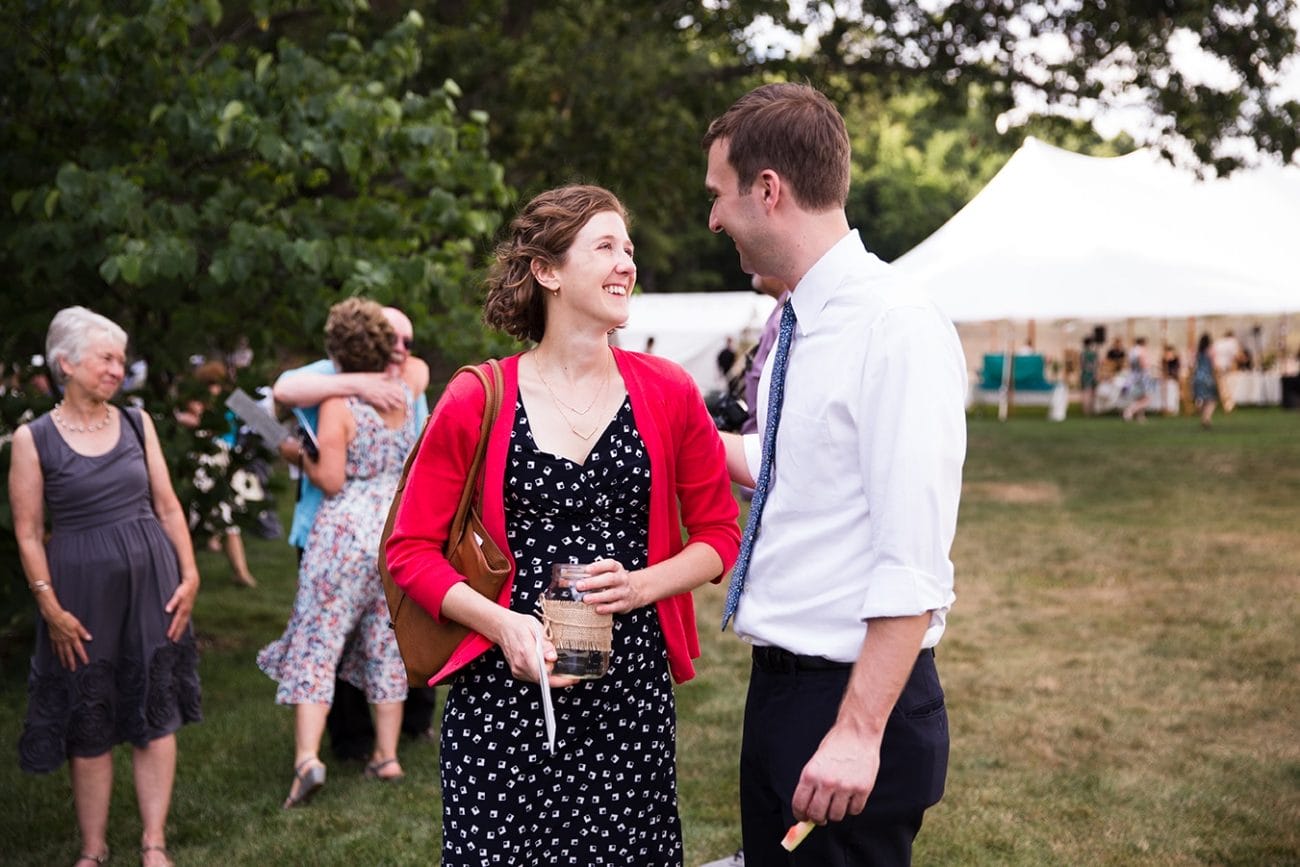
482, 185, 629, 343
324, 297, 395, 373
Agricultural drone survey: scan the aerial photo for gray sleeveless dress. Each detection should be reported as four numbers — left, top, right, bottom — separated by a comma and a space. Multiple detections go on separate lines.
17, 409, 202, 774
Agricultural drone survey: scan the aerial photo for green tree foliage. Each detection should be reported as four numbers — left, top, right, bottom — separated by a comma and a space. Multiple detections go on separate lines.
404, 0, 791, 292
0, 1, 511, 630
791, 0, 1299, 176
370, 1, 1297, 290
1, 0, 511, 393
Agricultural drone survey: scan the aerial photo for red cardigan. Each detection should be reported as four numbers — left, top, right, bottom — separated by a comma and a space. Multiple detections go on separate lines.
385, 349, 740, 686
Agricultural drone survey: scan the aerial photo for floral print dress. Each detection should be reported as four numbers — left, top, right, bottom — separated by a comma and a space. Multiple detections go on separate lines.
257, 393, 414, 705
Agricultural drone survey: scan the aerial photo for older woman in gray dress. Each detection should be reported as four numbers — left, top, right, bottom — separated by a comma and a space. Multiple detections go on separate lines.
8, 306, 202, 867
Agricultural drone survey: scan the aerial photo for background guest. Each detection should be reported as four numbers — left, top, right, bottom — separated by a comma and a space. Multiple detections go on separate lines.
174, 359, 259, 588
1192, 333, 1220, 428
741, 275, 791, 435
1079, 336, 1099, 416
9, 306, 202, 867
272, 305, 438, 758
257, 298, 421, 808
1122, 337, 1154, 423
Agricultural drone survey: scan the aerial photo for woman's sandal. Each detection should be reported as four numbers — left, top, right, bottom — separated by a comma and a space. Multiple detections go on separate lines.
362, 757, 405, 782
73, 848, 109, 866
140, 844, 173, 867
282, 757, 327, 809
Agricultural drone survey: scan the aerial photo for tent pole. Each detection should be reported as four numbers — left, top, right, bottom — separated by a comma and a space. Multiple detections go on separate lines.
1159, 318, 1174, 415
999, 321, 1013, 422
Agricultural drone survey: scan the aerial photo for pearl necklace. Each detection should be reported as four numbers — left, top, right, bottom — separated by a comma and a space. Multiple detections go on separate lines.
53, 401, 113, 433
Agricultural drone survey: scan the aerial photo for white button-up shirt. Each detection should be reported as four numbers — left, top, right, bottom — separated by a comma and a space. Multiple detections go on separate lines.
736, 230, 967, 661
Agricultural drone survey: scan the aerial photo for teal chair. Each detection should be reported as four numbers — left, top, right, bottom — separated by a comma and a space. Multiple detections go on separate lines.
980, 354, 1055, 392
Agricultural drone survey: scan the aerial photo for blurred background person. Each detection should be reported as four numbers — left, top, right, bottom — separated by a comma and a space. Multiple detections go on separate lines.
1192, 333, 1220, 429
1122, 337, 1154, 423
273, 305, 438, 759
10, 306, 202, 867
717, 335, 737, 380
1079, 336, 1099, 416
258, 298, 421, 807
174, 359, 259, 588
1105, 336, 1127, 377
741, 275, 791, 435
1161, 342, 1181, 416
1211, 329, 1242, 412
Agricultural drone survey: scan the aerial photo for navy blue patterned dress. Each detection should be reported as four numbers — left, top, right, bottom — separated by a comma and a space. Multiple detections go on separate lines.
438, 396, 682, 866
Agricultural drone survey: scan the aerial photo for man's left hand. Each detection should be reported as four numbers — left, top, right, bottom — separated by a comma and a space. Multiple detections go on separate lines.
791, 723, 882, 824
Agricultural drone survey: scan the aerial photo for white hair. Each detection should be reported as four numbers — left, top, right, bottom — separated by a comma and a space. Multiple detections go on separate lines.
45, 306, 128, 387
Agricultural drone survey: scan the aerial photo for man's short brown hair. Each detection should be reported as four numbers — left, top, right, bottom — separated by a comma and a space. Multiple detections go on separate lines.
702, 83, 850, 211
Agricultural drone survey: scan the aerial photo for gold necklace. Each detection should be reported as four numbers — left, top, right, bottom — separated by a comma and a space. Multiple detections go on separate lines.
535, 352, 611, 415
533, 352, 612, 440
53, 401, 113, 433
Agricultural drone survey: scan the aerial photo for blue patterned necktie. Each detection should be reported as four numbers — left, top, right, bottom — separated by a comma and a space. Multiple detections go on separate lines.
723, 300, 796, 629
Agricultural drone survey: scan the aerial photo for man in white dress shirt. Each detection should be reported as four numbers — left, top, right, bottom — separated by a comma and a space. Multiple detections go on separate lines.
703, 83, 967, 865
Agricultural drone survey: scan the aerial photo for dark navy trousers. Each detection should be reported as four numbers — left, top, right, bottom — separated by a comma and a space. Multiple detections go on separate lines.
740, 648, 949, 866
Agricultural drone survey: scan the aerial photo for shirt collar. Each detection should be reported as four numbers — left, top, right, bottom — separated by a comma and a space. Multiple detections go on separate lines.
788, 230, 889, 335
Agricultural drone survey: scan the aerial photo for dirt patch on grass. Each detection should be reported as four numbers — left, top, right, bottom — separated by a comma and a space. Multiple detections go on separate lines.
963, 481, 1063, 504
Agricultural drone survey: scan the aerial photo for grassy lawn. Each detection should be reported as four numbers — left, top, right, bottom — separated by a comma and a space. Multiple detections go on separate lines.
3, 408, 1298, 865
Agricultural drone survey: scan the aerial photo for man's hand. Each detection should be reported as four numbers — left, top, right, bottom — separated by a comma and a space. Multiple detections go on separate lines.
791, 722, 883, 824
791, 613, 932, 825
356, 375, 405, 412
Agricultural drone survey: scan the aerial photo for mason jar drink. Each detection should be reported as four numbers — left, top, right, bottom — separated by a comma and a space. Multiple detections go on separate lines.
540, 563, 612, 679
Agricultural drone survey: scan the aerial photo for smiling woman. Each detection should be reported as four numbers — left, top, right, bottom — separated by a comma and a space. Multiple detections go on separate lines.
8, 306, 202, 867
385, 184, 741, 866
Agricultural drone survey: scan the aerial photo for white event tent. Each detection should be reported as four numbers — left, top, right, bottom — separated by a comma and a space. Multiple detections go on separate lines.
616, 291, 778, 393
892, 137, 1300, 323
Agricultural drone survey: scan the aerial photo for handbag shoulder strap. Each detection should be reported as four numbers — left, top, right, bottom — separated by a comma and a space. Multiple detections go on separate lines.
389, 358, 502, 500
121, 404, 147, 452
379, 358, 502, 631
447, 359, 503, 543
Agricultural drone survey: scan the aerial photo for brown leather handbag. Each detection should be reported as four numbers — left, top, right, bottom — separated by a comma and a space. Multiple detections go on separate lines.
379, 360, 511, 684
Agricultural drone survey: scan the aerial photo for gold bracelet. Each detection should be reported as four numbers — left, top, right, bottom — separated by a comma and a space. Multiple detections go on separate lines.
30, 580, 51, 593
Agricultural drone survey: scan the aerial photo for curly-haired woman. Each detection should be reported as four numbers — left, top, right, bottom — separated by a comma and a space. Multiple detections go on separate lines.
386, 186, 740, 865
258, 297, 425, 807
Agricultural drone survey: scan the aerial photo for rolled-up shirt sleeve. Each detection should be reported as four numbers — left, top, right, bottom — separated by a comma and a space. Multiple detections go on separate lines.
856, 305, 966, 635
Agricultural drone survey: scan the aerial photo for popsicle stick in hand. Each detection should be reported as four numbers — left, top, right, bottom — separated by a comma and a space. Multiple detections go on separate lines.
781, 820, 816, 851
533, 626, 556, 753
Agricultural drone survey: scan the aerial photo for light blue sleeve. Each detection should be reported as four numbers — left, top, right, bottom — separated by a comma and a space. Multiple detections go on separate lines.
281, 358, 336, 549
